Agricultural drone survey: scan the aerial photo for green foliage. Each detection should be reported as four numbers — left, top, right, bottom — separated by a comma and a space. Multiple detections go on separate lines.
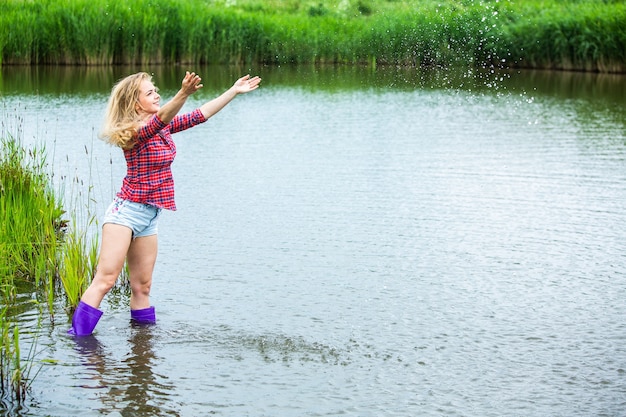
0, 0, 623, 71
0, 120, 64, 288
495, 0, 626, 72
0, 112, 97, 405
58, 218, 98, 308
0, 307, 23, 404
0, 111, 101, 307
0, 300, 40, 405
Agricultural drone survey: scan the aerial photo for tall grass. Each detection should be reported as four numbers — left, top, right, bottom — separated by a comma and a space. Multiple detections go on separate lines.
0, 118, 64, 289
0, 247, 40, 407
0, 302, 40, 406
0, 305, 27, 404
0, 111, 100, 404
57, 147, 100, 311
58, 218, 99, 310
1, 110, 100, 307
0, 0, 623, 72
495, 0, 626, 73
0, 115, 59, 404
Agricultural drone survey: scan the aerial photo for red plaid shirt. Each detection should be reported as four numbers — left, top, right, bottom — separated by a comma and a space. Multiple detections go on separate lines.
117, 109, 207, 210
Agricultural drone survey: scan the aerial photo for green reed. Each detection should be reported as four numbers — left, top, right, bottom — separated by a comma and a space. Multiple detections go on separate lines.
0, 120, 64, 290
58, 219, 98, 310
0, 265, 39, 405
495, 0, 626, 73
0, 112, 100, 404
0, 305, 25, 404
57, 164, 99, 311
0, 116, 59, 404
0, 0, 623, 72
0, 303, 40, 405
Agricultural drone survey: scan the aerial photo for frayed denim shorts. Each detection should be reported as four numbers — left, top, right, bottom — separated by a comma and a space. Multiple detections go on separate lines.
103, 197, 162, 238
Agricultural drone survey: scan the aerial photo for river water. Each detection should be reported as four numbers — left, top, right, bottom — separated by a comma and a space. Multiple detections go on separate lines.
1, 65, 625, 416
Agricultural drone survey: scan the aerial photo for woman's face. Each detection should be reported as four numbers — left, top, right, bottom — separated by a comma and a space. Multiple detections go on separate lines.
136, 79, 160, 116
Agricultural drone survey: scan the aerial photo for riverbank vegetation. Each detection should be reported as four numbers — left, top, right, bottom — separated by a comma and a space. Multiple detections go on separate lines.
0, 127, 63, 290
0, 124, 59, 404
0, 113, 99, 307
0, 115, 98, 405
0, 0, 624, 72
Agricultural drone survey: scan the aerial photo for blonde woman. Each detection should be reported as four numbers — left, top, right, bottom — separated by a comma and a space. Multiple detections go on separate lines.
68, 71, 261, 336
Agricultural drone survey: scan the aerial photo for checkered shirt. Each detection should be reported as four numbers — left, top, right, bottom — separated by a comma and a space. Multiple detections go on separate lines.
117, 109, 207, 210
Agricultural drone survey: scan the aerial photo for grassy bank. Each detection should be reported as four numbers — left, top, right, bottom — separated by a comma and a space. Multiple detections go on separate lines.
0, 113, 100, 404
0, 128, 64, 288
0, 121, 61, 405
0, 113, 99, 308
0, 0, 624, 72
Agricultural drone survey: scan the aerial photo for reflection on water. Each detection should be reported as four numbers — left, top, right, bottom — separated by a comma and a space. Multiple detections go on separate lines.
0, 65, 625, 416
73, 336, 107, 388
73, 327, 178, 417
1, 64, 625, 103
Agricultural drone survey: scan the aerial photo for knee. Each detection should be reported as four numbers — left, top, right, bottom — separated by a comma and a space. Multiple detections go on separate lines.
91, 268, 121, 294
130, 278, 152, 297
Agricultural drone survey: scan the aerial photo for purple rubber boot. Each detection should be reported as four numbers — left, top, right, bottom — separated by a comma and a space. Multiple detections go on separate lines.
68, 301, 103, 336
131, 306, 156, 324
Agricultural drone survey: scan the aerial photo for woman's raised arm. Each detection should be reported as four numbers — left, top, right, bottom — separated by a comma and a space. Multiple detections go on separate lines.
157, 71, 203, 124
199, 75, 261, 120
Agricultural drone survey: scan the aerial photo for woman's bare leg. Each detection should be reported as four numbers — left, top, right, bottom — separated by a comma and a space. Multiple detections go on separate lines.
81, 223, 133, 308
127, 234, 158, 310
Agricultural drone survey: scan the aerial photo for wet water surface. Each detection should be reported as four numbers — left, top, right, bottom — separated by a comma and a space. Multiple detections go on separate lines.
1, 66, 625, 416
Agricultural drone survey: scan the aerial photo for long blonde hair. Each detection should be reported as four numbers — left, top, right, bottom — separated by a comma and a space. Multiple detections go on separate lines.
99, 72, 153, 150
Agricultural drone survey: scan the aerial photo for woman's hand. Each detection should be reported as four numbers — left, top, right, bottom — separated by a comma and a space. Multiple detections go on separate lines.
199, 74, 261, 120
180, 71, 204, 96
232, 75, 262, 94
157, 71, 203, 124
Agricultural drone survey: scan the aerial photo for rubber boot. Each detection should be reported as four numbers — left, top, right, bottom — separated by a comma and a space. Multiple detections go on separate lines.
68, 301, 103, 337
130, 306, 156, 324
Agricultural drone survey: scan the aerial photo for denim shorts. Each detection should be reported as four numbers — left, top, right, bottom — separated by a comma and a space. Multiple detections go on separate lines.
102, 197, 162, 238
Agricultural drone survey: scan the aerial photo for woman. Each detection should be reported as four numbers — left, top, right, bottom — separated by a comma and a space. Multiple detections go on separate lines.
68, 71, 261, 336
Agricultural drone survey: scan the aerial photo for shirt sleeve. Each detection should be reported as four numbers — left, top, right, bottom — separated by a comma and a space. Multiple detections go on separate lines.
169, 109, 207, 134
137, 114, 167, 143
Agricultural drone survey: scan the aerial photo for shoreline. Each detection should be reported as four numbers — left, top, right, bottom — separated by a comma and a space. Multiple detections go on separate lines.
1, 0, 624, 73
